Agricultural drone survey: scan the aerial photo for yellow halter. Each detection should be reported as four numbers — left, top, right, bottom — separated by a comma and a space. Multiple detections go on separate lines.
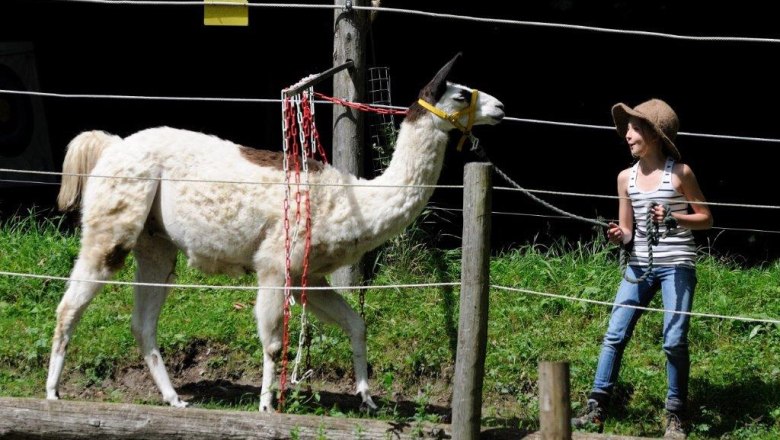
417, 89, 479, 152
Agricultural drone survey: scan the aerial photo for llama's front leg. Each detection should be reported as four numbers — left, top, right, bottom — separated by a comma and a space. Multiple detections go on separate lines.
254, 281, 286, 412
306, 277, 377, 410
47, 257, 117, 400
131, 236, 186, 407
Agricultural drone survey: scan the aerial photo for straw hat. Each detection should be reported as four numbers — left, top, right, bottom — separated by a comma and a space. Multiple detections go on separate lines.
611, 98, 680, 160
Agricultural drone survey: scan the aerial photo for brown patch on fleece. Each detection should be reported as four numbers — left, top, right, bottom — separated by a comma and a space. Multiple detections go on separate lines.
104, 245, 130, 272
239, 146, 324, 172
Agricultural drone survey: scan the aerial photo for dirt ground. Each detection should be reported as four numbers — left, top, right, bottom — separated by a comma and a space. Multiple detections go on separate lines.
48, 339, 608, 438
57, 339, 525, 425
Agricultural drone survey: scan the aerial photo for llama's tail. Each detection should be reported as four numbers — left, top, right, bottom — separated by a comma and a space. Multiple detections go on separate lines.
57, 130, 122, 212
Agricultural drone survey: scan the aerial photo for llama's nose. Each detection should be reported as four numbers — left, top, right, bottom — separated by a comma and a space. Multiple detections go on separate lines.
492, 104, 506, 121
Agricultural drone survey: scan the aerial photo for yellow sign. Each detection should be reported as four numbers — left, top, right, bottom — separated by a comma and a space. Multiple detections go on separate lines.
204, 0, 249, 26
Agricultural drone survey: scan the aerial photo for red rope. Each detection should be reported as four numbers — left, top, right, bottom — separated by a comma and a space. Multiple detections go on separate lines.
313, 91, 408, 116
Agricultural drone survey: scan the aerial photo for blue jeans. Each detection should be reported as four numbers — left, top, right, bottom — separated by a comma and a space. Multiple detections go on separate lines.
591, 265, 696, 413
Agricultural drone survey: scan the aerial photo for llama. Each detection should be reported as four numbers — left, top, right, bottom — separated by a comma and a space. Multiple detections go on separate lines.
46, 53, 505, 412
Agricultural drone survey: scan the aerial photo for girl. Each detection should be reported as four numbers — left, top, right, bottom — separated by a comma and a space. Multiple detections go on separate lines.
572, 99, 713, 439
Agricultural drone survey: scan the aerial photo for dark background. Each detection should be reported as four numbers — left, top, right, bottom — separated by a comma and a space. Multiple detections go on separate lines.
1, 0, 778, 265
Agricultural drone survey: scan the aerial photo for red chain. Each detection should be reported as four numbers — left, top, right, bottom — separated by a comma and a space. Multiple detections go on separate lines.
301, 188, 311, 302
302, 92, 329, 164
313, 91, 408, 116
279, 91, 327, 412
279, 98, 296, 410
281, 87, 400, 410
291, 111, 303, 225
300, 98, 312, 157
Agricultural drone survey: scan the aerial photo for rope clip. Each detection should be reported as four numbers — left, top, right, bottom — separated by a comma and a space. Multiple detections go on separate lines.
468, 135, 483, 156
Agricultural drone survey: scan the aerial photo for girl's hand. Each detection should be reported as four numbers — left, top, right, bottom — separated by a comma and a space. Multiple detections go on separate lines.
651, 204, 667, 223
607, 222, 624, 244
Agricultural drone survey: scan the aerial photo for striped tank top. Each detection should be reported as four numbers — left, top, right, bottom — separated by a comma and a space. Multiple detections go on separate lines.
628, 158, 696, 268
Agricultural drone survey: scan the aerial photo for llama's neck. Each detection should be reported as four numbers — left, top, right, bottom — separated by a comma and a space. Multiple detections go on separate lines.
355, 115, 449, 245
306, 111, 457, 275
377, 116, 448, 187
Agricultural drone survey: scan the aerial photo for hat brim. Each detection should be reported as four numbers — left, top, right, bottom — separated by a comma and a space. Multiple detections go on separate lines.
611, 103, 681, 161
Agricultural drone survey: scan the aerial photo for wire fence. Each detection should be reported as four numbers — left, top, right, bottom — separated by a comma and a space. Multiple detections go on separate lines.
1, 0, 778, 327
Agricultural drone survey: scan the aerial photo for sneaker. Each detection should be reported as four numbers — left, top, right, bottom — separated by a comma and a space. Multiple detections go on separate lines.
664, 411, 687, 439
571, 399, 605, 432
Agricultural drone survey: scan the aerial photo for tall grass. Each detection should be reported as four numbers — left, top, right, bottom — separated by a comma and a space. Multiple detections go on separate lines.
1, 211, 779, 439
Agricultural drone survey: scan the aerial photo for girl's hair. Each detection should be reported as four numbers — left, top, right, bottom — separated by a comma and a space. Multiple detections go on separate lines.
631, 118, 660, 142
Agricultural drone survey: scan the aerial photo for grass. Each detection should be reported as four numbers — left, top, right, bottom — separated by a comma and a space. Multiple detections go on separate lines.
2, 211, 780, 439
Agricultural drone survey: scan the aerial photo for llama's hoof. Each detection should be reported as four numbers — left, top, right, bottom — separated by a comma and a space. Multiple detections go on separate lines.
169, 398, 189, 408
46, 391, 60, 400
360, 395, 378, 413
259, 394, 275, 412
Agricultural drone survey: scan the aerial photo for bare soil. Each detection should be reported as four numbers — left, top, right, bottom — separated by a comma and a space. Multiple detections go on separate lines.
52, 339, 538, 438
58, 339, 457, 418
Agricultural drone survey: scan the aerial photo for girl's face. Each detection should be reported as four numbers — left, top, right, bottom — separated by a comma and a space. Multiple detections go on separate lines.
625, 117, 658, 158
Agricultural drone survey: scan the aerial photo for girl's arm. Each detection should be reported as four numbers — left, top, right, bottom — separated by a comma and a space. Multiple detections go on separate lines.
608, 168, 634, 244
668, 163, 713, 230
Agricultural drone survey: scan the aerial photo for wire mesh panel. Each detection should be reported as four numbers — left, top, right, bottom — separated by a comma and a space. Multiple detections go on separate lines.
368, 66, 397, 174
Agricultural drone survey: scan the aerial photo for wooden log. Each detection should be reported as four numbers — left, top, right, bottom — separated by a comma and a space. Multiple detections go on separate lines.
452, 163, 492, 440
0, 397, 450, 440
538, 362, 572, 440
516, 432, 657, 440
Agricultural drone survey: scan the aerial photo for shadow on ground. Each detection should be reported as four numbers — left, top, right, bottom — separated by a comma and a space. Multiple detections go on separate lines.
176, 378, 532, 438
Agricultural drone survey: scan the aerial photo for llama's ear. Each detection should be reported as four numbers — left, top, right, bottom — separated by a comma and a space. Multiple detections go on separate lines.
420, 52, 462, 102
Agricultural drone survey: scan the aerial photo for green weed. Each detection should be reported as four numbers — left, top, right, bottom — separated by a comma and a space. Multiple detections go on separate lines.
1, 212, 779, 438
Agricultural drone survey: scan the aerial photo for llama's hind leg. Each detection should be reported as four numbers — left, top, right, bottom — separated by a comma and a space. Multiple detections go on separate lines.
131, 233, 185, 407
46, 249, 127, 400
305, 277, 376, 410
253, 275, 286, 412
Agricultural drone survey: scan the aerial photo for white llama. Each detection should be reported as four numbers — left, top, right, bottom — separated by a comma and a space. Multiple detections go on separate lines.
46, 53, 505, 412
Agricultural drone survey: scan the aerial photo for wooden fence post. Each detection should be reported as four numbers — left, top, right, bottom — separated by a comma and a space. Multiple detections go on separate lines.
331, 0, 369, 290
538, 361, 572, 440
452, 162, 492, 440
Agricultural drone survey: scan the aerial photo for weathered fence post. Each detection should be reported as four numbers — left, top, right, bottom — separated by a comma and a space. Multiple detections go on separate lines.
538, 361, 572, 440
452, 162, 492, 440
331, 0, 369, 290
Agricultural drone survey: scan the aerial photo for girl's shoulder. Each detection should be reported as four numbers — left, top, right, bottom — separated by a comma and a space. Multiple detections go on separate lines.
671, 161, 695, 177
617, 167, 632, 188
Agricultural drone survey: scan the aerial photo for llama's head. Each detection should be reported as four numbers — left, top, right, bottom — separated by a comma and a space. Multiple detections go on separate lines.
408, 53, 505, 132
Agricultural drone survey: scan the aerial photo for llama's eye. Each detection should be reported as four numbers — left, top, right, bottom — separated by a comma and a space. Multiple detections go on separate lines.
454, 89, 472, 103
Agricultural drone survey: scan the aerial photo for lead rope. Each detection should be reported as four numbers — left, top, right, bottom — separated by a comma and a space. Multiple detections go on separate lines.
620, 202, 673, 284
469, 144, 668, 284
